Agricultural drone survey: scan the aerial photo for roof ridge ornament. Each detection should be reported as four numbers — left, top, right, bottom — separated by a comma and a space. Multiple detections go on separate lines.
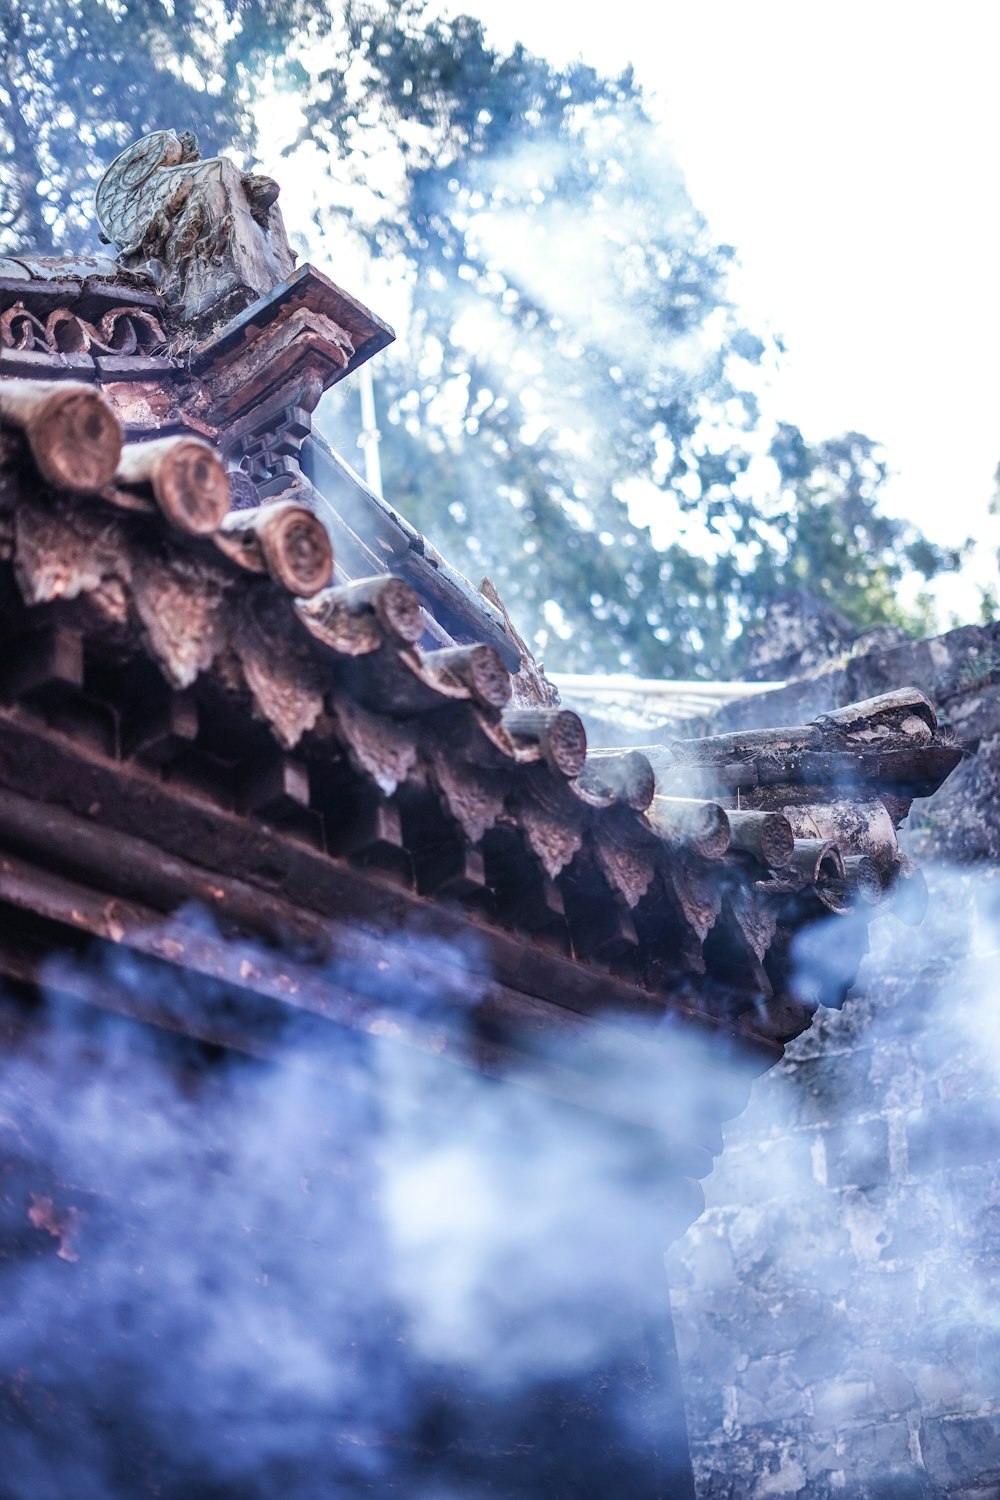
95, 129, 295, 335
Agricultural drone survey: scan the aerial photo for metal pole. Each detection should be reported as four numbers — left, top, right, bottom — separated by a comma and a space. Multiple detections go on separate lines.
357, 361, 383, 498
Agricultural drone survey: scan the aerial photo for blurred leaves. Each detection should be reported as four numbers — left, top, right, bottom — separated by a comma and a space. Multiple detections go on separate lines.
311, 2, 956, 674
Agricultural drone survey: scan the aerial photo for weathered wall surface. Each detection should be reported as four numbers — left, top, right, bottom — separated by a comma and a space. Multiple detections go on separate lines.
669, 623, 1000, 1499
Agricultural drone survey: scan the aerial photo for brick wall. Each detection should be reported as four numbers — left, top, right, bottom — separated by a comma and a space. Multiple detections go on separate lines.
669, 626, 1000, 1499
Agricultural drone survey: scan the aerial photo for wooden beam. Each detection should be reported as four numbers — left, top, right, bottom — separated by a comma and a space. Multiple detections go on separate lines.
296, 575, 424, 654
0, 730, 781, 1071
0, 849, 753, 1149
116, 436, 230, 535
0, 624, 84, 705
0, 378, 122, 491
575, 750, 656, 812
646, 797, 731, 862
502, 708, 587, 777
218, 500, 334, 596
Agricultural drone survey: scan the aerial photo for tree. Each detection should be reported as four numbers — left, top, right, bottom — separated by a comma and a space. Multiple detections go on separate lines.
299, 0, 955, 674
754, 426, 952, 630
724, 424, 966, 675
302, 1, 770, 674
0, 0, 955, 676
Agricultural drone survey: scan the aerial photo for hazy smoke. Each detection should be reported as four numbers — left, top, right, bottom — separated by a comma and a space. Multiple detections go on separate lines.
0, 907, 707, 1498
669, 864, 1000, 1498
4, 870, 987, 1497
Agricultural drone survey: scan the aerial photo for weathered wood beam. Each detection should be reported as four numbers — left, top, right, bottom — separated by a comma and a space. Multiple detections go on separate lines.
116, 436, 230, 535
786, 837, 844, 886
754, 746, 961, 794
502, 707, 587, 777
338, 643, 511, 719
560, 865, 640, 964
412, 841, 488, 901
672, 726, 822, 764
726, 809, 794, 869
122, 691, 199, 765
235, 753, 322, 846
0, 378, 122, 491
646, 797, 731, 862
295, 575, 424, 654
218, 500, 333, 596
668, 695, 959, 797
841, 854, 884, 906
0, 913, 715, 1189
0, 844, 756, 1148
666, 858, 725, 945
590, 810, 658, 909
0, 851, 559, 1103
425, 739, 506, 845
622, 747, 758, 797
0, 623, 84, 705
778, 797, 900, 876
814, 686, 937, 734
0, 703, 781, 1063
420, 644, 512, 712
511, 770, 585, 880
324, 795, 411, 880
575, 749, 656, 812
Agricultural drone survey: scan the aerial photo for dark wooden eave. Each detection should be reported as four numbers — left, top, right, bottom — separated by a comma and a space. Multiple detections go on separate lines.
0, 384, 960, 1025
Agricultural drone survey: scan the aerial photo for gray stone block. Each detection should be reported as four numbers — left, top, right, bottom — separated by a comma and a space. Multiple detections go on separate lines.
671, 636, 1000, 1496
846, 1418, 914, 1470
824, 1119, 890, 1189
920, 1413, 1000, 1489
811, 1378, 887, 1431
784, 1051, 879, 1128
907, 1104, 1000, 1176
948, 1164, 1000, 1252
858, 1467, 932, 1500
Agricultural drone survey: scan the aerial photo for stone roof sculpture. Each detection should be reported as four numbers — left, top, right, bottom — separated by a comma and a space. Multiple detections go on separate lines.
95, 129, 294, 328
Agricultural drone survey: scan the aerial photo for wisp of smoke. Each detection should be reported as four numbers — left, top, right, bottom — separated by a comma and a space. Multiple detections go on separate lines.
0, 902, 717, 1497
8, 862, 982, 1498
669, 863, 1000, 1498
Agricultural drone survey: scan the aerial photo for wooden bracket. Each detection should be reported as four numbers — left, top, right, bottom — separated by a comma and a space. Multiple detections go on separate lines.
0, 625, 84, 706
123, 691, 199, 766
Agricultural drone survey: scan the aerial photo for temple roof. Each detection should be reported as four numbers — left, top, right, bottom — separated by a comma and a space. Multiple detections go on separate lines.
0, 133, 963, 1164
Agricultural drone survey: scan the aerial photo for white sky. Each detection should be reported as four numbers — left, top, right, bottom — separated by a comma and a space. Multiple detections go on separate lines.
442, 0, 1000, 619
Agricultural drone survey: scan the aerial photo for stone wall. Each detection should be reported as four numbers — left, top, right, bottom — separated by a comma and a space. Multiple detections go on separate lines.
669, 623, 1000, 1499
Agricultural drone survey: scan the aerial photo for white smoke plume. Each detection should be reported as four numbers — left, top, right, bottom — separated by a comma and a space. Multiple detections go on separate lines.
669, 865, 1000, 1499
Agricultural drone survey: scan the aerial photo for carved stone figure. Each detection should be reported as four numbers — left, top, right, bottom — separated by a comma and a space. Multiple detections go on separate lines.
95, 130, 296, 334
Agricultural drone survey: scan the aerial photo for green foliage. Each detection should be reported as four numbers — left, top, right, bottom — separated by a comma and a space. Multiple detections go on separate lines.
729, 425, 959, 648
955, 645, 1000, 693
303, 1, 954, 674
0, 0, 955, 675
980, 587, 1000, 626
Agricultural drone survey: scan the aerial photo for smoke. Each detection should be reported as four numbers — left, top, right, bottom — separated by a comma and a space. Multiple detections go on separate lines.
668, 863, 1000, 1498
0, 902, 719, 1498
6, 864, 992, 1497
0, 955, 397, 1497
313, 109, 765, 668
